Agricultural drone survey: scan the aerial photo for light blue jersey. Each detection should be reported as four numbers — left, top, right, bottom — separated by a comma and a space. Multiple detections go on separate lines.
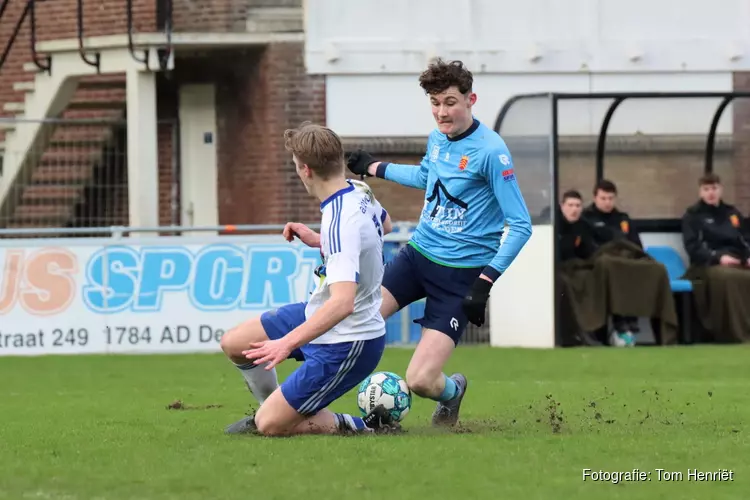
375, 118, 532, 280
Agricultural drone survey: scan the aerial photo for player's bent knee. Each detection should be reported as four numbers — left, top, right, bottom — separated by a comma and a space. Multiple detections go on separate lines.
218, 331, 235, 356
254, 415, 289, 437
219, 327, 243, 358
220, 318, 267, 359
253, 388, 303, 436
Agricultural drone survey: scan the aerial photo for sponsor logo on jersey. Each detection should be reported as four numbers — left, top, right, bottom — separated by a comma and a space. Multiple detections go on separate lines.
421, 180, 469, 234
502, 168, 515, 181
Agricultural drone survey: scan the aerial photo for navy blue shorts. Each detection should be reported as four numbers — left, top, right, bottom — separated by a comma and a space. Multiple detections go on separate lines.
382, 244, 483, 344
260, 302, 385, 416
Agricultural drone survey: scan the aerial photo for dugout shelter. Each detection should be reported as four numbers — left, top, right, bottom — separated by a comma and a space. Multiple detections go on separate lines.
489, 91, 750, 348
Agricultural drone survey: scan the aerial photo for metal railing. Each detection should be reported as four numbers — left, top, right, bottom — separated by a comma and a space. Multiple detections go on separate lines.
0, 222, 298, 238
0, 0, 51, 74
0, 117, 127, 230
77, 0, 101, 73
1, 0, 174, 74
127, 0, 173, 71
0, 117, 181, 233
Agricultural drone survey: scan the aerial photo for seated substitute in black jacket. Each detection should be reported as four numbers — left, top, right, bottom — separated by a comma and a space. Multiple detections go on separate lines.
683, 174, 750, 267
681, 174, 750, 343
557, 184, 678, 347
581, 180, 642, 346
559, 190, 596, 262
557, 189, 600, 346
582, 180, 643, 249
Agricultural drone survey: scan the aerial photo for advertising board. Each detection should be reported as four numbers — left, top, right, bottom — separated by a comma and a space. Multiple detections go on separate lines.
0, 236, 326, 356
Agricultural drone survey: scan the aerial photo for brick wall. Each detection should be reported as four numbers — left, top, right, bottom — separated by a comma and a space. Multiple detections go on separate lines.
156, 78, 178, 226
0, 0, 155, 124
733, 73, 750, 215
557, 143, 736, 219
171, 0, 244, 32
157, 42, 325, 227
0, 0, 33, 126
171, 0, 301, 32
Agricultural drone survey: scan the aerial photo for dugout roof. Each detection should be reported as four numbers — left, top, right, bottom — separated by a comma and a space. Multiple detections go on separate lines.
494, 91, 750, 231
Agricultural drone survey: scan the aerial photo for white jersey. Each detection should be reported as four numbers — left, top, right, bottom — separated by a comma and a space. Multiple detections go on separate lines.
306, 180, 387, 344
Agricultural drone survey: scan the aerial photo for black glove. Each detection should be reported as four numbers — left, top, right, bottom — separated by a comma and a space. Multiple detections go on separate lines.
346, 149, 377, 178
462, 278, 493, 327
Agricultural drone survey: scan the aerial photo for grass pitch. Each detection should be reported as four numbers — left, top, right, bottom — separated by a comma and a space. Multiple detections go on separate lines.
1, 345, 748, 500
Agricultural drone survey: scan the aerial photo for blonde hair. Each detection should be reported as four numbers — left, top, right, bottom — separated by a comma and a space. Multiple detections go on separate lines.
283, 122, 345, 180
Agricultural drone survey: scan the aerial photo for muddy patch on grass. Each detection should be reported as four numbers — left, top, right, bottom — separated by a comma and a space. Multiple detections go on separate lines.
452, 418, 505, 434
399, 417, 506, 436
545, 394, 565, 433
166, 399, 224, 410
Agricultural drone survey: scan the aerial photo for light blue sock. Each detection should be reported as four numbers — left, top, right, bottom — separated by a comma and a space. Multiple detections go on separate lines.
334, 413, 371, 433
436, 374, 459, 402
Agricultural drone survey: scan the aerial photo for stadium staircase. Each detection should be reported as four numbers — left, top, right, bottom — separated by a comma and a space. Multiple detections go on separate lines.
0, 73, 128, 230
0, 0, 172, 232
0, 0, 304, 233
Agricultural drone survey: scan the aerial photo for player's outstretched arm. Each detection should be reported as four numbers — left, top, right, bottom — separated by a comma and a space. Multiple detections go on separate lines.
283, 222, 321, 248
347, 148, 429, 190
462, 151, 532, 327
483, 152, 533, 280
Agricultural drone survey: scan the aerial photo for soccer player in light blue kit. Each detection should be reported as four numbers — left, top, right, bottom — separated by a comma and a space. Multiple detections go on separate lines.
347, 58, 533, 427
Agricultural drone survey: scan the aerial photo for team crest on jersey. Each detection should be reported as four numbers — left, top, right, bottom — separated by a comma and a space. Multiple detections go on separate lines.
575, 235, 581, 248
730, 214, 740, 228
430, 145, 440, 163
620, 220, 630, 233
502, 168, 515, 182
458, 155, 469, 171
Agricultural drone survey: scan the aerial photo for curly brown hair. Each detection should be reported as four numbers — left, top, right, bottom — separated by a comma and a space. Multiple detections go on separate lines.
418, 58, 474, 95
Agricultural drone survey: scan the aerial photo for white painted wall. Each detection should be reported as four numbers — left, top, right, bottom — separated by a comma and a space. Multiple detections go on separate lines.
326, 73, 733, 137
306, 0, 750, 137
306, 0, 750, 74
489, 225, 556, 348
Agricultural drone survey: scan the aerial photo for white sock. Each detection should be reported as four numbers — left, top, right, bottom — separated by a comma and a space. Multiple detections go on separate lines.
234, 361, 279, 404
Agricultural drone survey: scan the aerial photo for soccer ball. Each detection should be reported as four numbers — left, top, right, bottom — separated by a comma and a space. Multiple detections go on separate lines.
357, 371, 412, 422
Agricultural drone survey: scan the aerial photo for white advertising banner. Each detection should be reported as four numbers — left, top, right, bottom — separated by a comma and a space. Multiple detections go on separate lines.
0, 236, 324, 356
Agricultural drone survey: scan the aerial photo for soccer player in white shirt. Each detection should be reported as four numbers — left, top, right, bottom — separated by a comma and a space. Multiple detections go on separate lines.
221, 123, 397, 436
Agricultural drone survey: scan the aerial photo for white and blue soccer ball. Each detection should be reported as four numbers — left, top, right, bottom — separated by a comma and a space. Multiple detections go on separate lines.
357, 371, 412, 422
